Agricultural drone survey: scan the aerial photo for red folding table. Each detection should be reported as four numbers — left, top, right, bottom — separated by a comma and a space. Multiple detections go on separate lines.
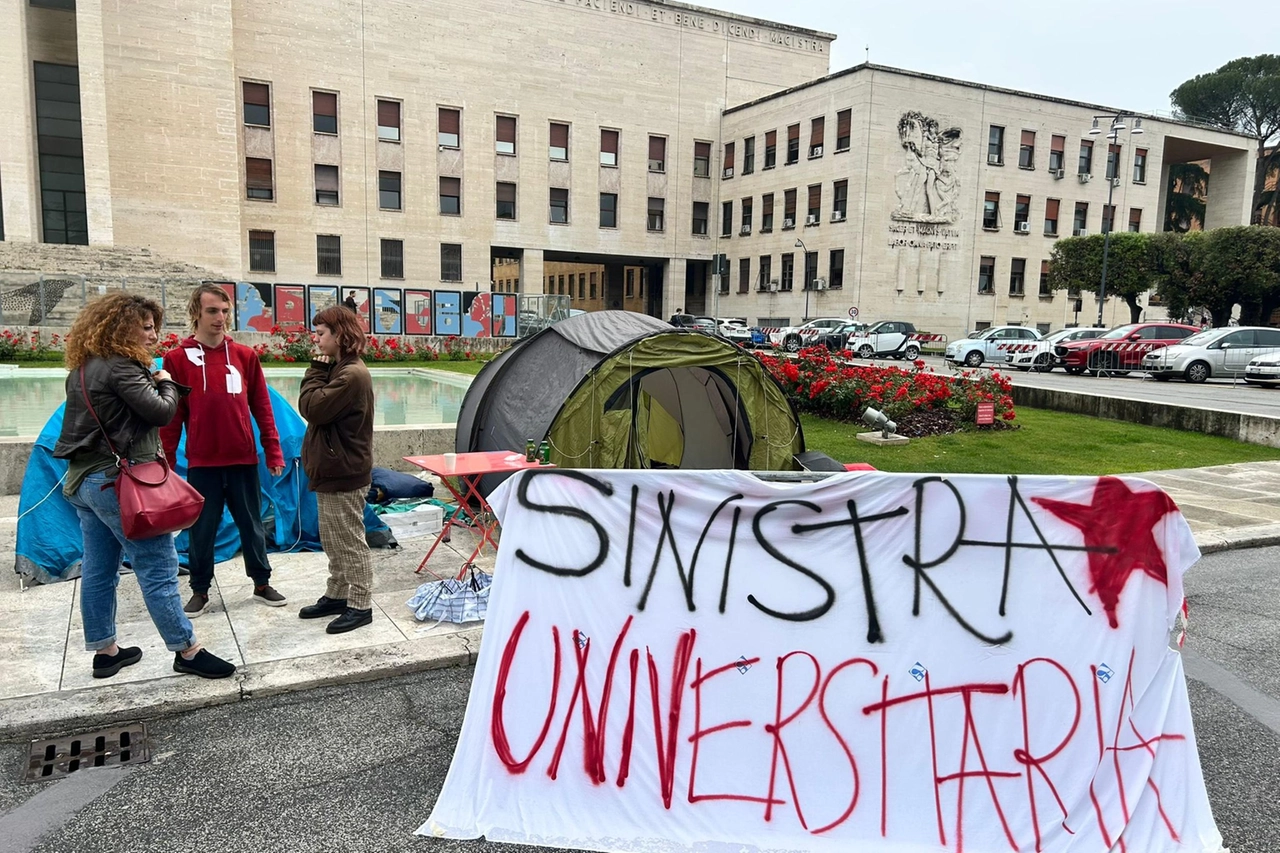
403, 451, 553, 578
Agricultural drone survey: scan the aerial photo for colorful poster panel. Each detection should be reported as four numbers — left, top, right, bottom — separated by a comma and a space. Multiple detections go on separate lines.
461, 292, 492, 338
373, 288, 404, 335
404, 290, 432, 335
235, 282, 274, 332
492, 293, 517, 337
434, 290, 461, 337
341, 287, 371, 333
273, 285, 307, 332
307, 285, 338, 330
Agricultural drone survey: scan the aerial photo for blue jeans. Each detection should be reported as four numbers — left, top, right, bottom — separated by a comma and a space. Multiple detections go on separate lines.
67, 470, 197, 652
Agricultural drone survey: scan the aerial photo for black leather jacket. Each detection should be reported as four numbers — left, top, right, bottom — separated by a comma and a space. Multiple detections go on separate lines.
54, 356, 181, 461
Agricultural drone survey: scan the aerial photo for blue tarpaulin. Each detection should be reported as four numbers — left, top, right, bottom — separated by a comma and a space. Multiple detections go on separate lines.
14, 385, 390, 584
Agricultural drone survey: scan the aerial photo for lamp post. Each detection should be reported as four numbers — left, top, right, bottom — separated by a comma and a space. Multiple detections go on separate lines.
1086, 114, 1143, 328
794, 238, 809, 321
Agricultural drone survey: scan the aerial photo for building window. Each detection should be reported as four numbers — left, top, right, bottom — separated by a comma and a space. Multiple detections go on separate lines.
599, 192, 617, 228
693, 141, 711, 177
1014, 194, 1030, 231
640, 268, 647, 297
625, 268, 635, 297
978, 256, 994, 294
316, 235, 342, 276
1019, 130, 1035, 169
438, 107, 460, 148
377, 99, 401, 142
245, 157, 273, 200
381, 239, 404, 278
1044, 198, 1060, 236
743, 136, 755, 174
836, 109, 852, 151
693, 202, 709, 236
648, 136, 666, 172
1102, 204, 1115, 234
809, 116, 825, 158
721, 201, 732, 237
249, 230, 275, 273
1129, 208, 1142, 232
589, 271, 597, 299
32, 62, 86, 244
439, 176, 461, 215
1078, 139, 1093, 175
780, 252, 794, 291
723, 141, 735, 178
829, 249, 844, 289
312, 91, 337, 134
315, 164, 339, 205
1049, 135, 1065, 172
803, 251, 818, 291
741, 197, 753, 231
783, 189, 797, 228
243, 81, 270, 127
440, 244, 462, 281
1106, 144, 1121, 181
786, 124, 800, 164
549, 187, 569, 224
833, 180, 848, 219
1039, 260, 1051, 296
1133, 148, 1147, 183
577, 273, 585, 300
1073, 202, 1089, 236
600, 128, 619, 166
558, 274, 565, 295
550, 122, 569, 161
988, 125, 1004, 165
739, 258, 751, 294
496, 181, 517, 220
647, 197, 664, 231
379, 170, 402, 210
758, 255, 772, 290
496, 114, 517, 155
762, 193, 774, 232
983, 191, 1000, 229
1009, 258, 1026, 296
806, 185, 822, 225
764, 130, 777, 169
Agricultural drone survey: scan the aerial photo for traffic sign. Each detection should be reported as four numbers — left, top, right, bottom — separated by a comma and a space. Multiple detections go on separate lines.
848, 306, 859, 319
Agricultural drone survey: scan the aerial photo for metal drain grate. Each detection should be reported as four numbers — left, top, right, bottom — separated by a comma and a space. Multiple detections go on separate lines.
25, 723, 151, 782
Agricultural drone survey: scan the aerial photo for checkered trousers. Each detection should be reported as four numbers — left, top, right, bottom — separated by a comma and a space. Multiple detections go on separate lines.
316, 488, 373, 609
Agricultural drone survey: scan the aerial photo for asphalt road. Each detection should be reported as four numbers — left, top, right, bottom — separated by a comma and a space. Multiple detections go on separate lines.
1, 545, 1277, 853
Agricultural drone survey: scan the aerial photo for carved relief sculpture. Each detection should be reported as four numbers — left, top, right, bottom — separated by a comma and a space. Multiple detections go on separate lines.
892, 111, 962, 223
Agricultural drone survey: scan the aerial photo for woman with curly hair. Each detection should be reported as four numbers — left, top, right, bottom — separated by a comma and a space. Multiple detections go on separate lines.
55, 292, 236, 680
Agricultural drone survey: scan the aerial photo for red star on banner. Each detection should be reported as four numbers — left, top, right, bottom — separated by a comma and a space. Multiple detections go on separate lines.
1032, 477, 1179, 629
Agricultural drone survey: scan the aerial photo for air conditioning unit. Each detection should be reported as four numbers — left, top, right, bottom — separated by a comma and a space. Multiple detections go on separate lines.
1111, 177, 1121, 188
1016, 221, 1030, 233
832, 211, 845, 222
1053, 168, 1065, 179
805, 214, 818, 226
1074, 228, 1088, 237
740, 225, 751, 236
814, 277, 828, 291
723, 167, 734, 178
783, 218, 795, 229
988, 153, 1002, 165
648, 159, 664, 172
811, 146, 823, 157
1078, 172, 1092, 184
768, 279, 780, 292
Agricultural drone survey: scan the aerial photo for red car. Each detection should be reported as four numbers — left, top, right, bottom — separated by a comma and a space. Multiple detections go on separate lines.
1055, 322, 1200, 374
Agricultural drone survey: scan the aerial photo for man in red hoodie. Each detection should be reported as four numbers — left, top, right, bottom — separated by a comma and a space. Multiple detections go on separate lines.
161, 284, 287, 616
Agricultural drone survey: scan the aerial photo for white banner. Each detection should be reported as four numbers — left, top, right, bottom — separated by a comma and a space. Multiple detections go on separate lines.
421, 470, 1223, 853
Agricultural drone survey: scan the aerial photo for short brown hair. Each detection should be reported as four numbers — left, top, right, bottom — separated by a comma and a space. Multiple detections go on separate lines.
312, 306, 367, 357
186, 283, 232, 332
65, 293, 164, 369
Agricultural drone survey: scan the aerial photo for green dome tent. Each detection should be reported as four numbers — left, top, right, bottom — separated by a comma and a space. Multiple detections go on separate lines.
455, 310, 803, 472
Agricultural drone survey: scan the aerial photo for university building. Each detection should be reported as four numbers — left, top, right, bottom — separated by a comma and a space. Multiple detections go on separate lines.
0, 0, 1256, 339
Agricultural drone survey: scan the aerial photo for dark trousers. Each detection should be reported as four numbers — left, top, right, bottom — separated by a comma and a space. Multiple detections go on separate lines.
187, 464, 272, 593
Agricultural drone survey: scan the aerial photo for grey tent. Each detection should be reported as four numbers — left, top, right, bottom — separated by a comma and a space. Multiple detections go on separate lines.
456, 310, 803, 473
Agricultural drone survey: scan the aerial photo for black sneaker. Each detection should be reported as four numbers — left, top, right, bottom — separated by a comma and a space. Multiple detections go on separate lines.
253, 584, 287, 607
326, 607, 373, 634
172, 649, 236, 679
184, 592, 210, 618
92, 646, 142, 679
299, 596, 347, 619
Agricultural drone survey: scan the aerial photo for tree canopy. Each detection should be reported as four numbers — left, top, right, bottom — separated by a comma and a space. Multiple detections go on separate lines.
1047, 232, 1155, 324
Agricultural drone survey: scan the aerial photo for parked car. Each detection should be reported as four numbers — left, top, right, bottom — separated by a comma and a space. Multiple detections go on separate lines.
844, 321, 921, 359
816, 321, 870, 351
1004, 327, 1105, 371
716, 318, 755, 347
944, 326, 1040, 367
1056, 322, 1200, 375
768, 318, 848, 352
1141, 326, 1280, 382
1245, 350, 1280, 386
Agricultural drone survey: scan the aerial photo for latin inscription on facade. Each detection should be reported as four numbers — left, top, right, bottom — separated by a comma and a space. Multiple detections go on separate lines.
547, 0, 826, 52
888, 222, 960, 252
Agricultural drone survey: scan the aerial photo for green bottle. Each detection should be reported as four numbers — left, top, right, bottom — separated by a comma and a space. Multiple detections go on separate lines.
539, 440, 551, 464
525, 439, 537, 463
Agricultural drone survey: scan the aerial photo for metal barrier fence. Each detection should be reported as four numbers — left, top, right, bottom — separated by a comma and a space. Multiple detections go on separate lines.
1084, 341, 1163, 375
909, 332, 948, 352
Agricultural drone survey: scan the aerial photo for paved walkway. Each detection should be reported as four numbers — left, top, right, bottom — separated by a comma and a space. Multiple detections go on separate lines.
4, 462, 1280, 738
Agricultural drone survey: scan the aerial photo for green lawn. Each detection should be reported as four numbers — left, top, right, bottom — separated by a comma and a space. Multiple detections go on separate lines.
803, 407, 1280, 475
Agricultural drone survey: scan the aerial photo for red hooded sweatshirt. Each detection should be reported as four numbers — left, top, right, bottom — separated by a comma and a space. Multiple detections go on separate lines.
160, 335, 284, 470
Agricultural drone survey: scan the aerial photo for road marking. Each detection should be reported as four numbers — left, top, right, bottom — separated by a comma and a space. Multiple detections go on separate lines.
1182, 648, 1280, 737
0, 766, 133, 853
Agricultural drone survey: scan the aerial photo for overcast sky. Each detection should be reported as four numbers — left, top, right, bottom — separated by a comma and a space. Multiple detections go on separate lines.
713, 0, 1278, 117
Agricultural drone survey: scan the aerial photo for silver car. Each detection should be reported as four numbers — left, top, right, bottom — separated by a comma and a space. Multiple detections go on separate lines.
1004, 327, 1105, 371
1141, 326, 1280, 383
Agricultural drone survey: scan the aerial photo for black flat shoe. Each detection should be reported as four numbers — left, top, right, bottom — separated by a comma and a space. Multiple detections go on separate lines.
299, 596, 347, 619
92, 646, 142, 679
326, 607, 373, 634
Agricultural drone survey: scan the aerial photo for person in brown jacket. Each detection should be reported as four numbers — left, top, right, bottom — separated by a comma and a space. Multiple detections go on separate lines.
297, 306, 376, 634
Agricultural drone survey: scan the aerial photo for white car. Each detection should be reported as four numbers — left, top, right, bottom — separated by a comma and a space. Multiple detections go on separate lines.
1245, 349, 1280, 385
1144, 326, 1280, 383
845, 321, 920, 360
769, 318, 848, 352
1004, 327, 1105, 371
716, 318, 754, 346
944, 326, 1040, 367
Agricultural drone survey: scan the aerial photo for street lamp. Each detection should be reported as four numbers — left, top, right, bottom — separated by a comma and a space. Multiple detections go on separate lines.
794, 239, 810, 321
1086, 114, 1143, 327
